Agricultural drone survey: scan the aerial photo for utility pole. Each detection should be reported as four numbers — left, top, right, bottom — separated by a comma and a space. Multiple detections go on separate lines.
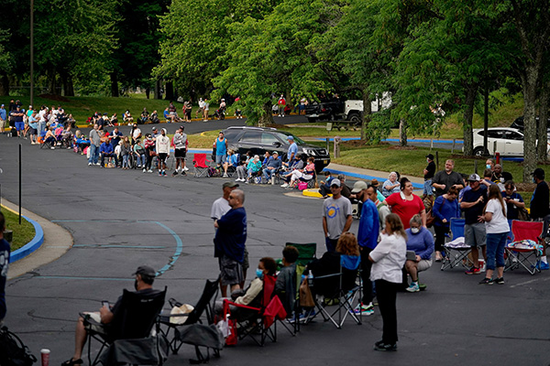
30, 0, 34, 106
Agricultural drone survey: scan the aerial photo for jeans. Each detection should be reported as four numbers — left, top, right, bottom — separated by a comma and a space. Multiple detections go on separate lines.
89, 144, 99, 164
423, 179, 433, 196
325, 237, 338, 253
485, 232, 507, 271
122, 155, 129, 168
137, 154, 145, 167
263, 168, 277, 181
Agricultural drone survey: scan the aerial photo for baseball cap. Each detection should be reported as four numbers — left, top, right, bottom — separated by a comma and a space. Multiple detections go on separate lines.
287, 135, 294, 141
468, 173, 480, 181
272, 151, 278, 155
179, 125, 184, 130
351, 180, 368, 193
426, 154, 434, 160
223, 181, 239, 189
133, 265, 156, 277
532, 168, 545, 179
330, 179, 341, 187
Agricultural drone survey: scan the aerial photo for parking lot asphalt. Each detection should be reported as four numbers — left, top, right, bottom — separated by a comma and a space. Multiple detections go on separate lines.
1, 122, 549, 366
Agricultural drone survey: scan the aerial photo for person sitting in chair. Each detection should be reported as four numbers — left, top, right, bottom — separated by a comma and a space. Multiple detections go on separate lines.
281, 156, 315, 188
62, 265, 159, 366
275, 246, 299, 316
263, 151, 282, 183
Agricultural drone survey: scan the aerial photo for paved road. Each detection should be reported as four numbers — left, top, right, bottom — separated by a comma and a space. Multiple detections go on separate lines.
1, 126, 549, 365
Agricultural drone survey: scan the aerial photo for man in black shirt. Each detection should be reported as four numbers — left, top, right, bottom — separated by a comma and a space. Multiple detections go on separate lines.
423, 154, 436, 203
491, 164, 513, 184
431, 159, 464, 197
460, 174, 488, 275
531, 168, 550, 270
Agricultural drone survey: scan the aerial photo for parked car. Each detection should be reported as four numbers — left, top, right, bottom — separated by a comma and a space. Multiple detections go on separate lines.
305, 99, 344, 122
222, 126, 331, 173
470, 127, 550, 157
510, 116, 550, 136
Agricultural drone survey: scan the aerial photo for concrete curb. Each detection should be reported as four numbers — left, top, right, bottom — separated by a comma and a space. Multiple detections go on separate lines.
2, 199, 74, 279
9, 215, 44, 263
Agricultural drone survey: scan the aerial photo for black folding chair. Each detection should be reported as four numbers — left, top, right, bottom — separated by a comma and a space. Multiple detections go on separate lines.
84, 287, 167, 366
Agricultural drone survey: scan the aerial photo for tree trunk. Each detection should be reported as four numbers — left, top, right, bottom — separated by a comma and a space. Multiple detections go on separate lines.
61, 72, 74, 97
462, 83, 478, 156
165, 81, 174, 100
399, 119, 407, 146
257, 102, 274, 127
145, 88, 150, 99
47, 68, 57, 95
522, 67, 539, 183
0, 73, 9, 96
155, 80, 161, 99
361, 89, 371, 142
110, 73, 119, 97
538, 79, 549, 161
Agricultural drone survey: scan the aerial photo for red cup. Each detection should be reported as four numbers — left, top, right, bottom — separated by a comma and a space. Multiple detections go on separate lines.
41, 349, 50, 366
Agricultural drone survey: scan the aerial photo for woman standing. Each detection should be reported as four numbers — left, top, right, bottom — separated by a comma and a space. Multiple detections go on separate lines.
384, 177, 426, 229
432, 186, 461, 261
479, 184, 509, 285
369, 213, 407, 351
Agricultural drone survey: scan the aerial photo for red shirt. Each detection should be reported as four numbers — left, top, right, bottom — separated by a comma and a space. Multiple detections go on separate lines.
384, 192, 424, 229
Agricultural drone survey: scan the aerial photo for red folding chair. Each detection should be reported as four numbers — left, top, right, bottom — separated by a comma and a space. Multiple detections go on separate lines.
192, 153, 213, 178
505, 220, 544, 275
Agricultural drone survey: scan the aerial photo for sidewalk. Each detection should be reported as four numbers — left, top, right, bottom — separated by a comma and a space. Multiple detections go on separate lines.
3, 199, 73, 279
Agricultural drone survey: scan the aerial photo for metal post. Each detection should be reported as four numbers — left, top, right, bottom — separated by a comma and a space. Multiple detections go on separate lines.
474, 159, 478, 174
435, 151, 439, 170
326, 138, 329, 153
430, 139, 434, 151
493, 141, 497, 157
19, 144, 22, 224
30, 0, 34, 106
451, 139, 456, 154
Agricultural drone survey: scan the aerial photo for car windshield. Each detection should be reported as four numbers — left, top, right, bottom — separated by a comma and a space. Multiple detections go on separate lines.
274, 132, 306, 145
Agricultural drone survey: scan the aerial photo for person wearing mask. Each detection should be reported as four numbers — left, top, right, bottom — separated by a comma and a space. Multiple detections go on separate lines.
502, 181, 525, 220
432, 187, 461, 261
404, 215, 434, 292
479, 185, 510, 284
369, 214, 407, 352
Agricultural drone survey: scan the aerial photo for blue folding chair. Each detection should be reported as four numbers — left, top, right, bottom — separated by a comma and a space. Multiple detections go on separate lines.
441, 218, 473, 270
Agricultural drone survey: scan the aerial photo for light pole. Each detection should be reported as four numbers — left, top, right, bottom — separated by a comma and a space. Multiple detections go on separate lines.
30, 0, 34, 107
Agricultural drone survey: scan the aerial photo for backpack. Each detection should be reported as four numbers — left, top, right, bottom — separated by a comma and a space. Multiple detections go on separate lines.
0, 326, 37, 366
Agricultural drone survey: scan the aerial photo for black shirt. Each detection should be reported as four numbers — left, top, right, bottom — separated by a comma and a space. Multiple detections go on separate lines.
432, 170, 463, 196
530, 180, 549, 219
424, 161, 436, 180
462, 186, 487, 225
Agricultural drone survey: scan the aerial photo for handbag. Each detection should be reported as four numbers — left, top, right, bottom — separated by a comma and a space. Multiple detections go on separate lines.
299, 277, 315, 308
298, 182, 308, 190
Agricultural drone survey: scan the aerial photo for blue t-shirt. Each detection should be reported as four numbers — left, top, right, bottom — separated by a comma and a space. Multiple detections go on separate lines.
287, 142, 298, 161
0, 238, 10, 320
214, 207, 247, 263
405, 227, 434, 260
358, 200, 379, 249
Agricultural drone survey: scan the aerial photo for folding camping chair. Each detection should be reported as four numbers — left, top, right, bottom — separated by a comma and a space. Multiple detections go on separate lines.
223, 274, 287, 346
193, 153, 213, 178
305, 254, 362, 329
505, 220, 544, 275
441, 218, 474, 270
159, 278, 220, 361
299, 171, 317, 189
84, 287, 167, 366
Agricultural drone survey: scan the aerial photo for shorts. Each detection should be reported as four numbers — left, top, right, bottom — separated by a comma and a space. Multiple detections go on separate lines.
219, 255, 244, 287
15, 122, 24, 131
423, 179, 433, 196
464, 223, 486, 247
417, 259, 433, 272
29, 128, 37, 135
81, 312, 107, 334
215, 154, 225, 165
0, 120, 4, 130
175, 149, 186, 159
158, 153, 168, 162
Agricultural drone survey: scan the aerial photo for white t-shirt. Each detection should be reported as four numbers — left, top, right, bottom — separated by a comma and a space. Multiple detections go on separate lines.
132, 128, 141, 140
211, 197, 231, 220
370, 233, 407, 283
485, 198, 510, 234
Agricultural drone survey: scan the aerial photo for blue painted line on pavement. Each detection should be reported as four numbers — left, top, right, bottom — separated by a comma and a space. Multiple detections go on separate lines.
10, 216, 44, 263
153, 221, 183, 277
322, 168, 423, 189
73, 244, 166, 249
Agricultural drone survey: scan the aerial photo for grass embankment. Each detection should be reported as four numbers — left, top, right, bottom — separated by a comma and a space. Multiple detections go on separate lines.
1, 95, 237, 126
1, 208, 36, 251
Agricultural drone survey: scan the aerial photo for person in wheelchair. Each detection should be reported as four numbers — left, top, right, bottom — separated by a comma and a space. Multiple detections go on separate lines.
305, 232, 360, 306
62, 265, 159, 366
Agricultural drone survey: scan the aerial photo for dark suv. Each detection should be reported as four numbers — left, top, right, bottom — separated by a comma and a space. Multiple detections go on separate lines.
222, 126, 331, 173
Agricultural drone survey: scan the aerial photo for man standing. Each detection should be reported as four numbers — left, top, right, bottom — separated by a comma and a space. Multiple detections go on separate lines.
423, 154, 436, 202
12, 106, 24, 137
0, 104, 6, 134
215, 131, 228, 170
88, 124, 101, 166
491, 164, 513, 184
0, 212, 10, 324
460, 174, 488, 274
531, 168, 550, 270
322, 179, 353, 252
214, 189, 247, 297
431, 159, 464, 197
351, 181, 379, 316
203, 99, 210, 121
278, 95, 286, 117
156, 128, 170, 176
286, 136, 298, 164
172, 126, 188, 176
211, 182, 239, 221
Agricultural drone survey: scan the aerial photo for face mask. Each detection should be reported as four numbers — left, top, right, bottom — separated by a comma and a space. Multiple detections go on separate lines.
411, 227, 420, 234
426, 159, 430, 163
256, 269, 264, 279
486, 164, 491, 169
533, 178, 537, 183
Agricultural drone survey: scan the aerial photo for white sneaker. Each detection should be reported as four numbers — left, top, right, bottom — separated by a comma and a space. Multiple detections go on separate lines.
147, 169, 153, 173
183, 166, 189, 171
88, 162, 92, 166
94, 163, 100, 166
281, 183, 289, 188
143, 168, 146, 173
223, 173, 228, 178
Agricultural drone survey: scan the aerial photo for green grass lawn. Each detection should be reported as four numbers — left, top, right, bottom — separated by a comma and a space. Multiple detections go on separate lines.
2, 208, 36, 251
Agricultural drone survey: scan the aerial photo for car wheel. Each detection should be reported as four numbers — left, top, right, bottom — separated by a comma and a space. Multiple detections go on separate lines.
348, 113, 361, 124
307, 117, 317, 123
473, 147, 487, 157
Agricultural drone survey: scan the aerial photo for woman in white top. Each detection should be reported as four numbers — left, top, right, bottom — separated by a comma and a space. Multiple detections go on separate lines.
369, 213, 407, 352
480, 184, 510, 285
